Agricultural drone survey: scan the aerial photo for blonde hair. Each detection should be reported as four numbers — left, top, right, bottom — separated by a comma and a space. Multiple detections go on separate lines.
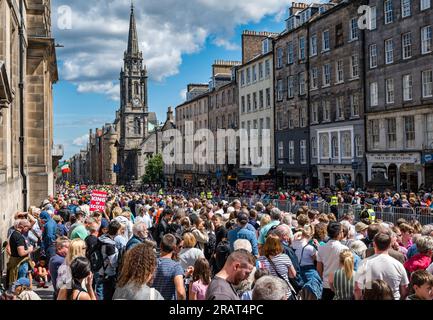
339, 249, 354, 280
112, 207, 123, 218
182, 232, 197, 248
260, 214, 271, 228
301, 224, 315, 239
66, 239, 86, 265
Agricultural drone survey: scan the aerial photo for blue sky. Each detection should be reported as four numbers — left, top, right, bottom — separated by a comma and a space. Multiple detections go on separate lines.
53, 1, 293, 160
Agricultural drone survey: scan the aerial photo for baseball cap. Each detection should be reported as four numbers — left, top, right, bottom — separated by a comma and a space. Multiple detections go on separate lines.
12, 278, 30, 291
237, 212, 249, 224
355, 222, 369, 233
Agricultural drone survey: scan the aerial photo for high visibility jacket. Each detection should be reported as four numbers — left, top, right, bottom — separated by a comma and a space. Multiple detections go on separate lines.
200, 192, 205, 199
330, 196, 338, 206
207, 192, 213, 200
368, 208, 376, 222
159, 189, 164, 195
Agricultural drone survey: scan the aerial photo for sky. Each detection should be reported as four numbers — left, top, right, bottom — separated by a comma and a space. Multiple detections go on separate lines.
52, 0, 311, 160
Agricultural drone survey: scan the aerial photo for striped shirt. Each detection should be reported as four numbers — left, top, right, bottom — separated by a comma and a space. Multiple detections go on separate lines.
333, 268, 355, 300
258, 254, 294, 298
152, 258, 184, 300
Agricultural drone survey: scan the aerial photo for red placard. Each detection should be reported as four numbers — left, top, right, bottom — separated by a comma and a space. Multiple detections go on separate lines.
90, 190, 107, 212
80, 185, 87, 191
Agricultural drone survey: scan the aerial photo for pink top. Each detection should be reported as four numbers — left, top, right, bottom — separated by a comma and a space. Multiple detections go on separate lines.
191, 280, 209, 301
404, 253, 432, 274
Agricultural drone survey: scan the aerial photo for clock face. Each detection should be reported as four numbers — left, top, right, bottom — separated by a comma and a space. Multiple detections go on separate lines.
133, 98, 140, 107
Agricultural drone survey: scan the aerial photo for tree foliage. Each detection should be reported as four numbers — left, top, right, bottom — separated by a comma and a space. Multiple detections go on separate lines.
141, 154, 163, 185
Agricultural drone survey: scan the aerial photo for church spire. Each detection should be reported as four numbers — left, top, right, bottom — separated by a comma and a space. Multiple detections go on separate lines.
127, 1, 139, 56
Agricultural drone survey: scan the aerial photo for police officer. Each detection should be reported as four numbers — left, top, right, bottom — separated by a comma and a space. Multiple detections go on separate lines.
329, 192, 339, 215
207, 190, 213, 200
200, 191, 205, 200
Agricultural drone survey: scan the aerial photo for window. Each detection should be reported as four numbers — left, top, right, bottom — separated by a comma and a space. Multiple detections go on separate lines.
320, 135, 329, 158
401, 0, 411, 17
404, 116, 415, 148
287, 42, 294, 64
311, 67, 318, 90
384, 0, 394, 24
134, 118, 141, 135
289, 141, 295, 164
370, 6, 377, 30
385, 78, 394, 104
421, 0, 431, 10
277, 113, 283, 130
402, 33, 412, 59
299, 37, 305, 60
259, 90, 264, 109
253, 92, 257, 110
300, 107, 307, 127
240, 70, 245, 86
350, 18, 359, 40
266, 88, 271, 107
336, 60, 344, 83
355, 135, 363, 157
259, 62, 264, 80
336, 96, 345, 120
323, 64, 331, 86
288, 76, 295, 98
385, 39, 394, 64
351, 54, 359, 78
278, 141, 284, 159
422, 70, 433, 97
299, 72, 306, 95
266, 117, 270, 130
288, 110, 294, 129
427, 114, 433, 147
387, 118, 397, 148
323, 101, 330, 122
335, 23, 344, 47
262, 38, 270, 54
310, 34, 317, 56
332, 137, 339, 159
277, 47, 284, 68
312, 102, 319, 123
265, 60, 271, 77
247, 94, 251, 111
312, 137, 318, 158
246, 67, 251, 84
342, 132, 352, 158
370, 82, 378, 106
277, 80, 284, 101
252, 65, 257, 82
350, 94, 359, 117
300, 140, 307, 164
241, 96, 245, 113
403, 74, 413, 101
369, 119, 380, 149
369, 44, 377, 68
322, 30, 330, 51
421, 26, 432, 54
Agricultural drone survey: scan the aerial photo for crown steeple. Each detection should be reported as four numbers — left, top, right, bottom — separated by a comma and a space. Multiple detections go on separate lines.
127, 1, 139, 56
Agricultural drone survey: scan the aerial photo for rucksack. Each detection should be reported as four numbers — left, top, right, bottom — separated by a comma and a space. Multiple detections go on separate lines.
204, 232, 216, 261
214, 240, 231, 272
87, 239, 104, 273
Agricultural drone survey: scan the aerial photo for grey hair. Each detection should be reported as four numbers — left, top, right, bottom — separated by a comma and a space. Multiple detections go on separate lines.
416, 236, 433, 254
274, 224, 293, 242
233, 239, 252, 253
14, 219, 31, 230
270, 208, 282, 221
252, 276, 288, 300
133, 222, 148, 239
281, 213, 293, 226
422, 225, 433, 236
350, 240, 368, 259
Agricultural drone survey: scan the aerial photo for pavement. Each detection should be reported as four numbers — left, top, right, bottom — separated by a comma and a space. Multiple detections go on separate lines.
32, 281, 54, 300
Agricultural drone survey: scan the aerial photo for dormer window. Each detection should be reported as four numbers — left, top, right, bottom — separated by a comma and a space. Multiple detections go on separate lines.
262, 39, 271, 54
319, 6, 326, 14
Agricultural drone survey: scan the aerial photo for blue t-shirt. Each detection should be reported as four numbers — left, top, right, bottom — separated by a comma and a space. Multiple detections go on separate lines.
152, 258, 184, 300
227, 227, 259, 256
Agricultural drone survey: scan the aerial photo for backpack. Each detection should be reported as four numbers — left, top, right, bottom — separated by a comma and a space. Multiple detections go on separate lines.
87, 239, 104, 273
204, 232, 216, 261
214, 240, 231, 272
116, 245, 126, 276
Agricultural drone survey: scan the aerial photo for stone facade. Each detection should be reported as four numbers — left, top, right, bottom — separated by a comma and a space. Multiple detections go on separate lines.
365, 0, 433, 191
0, 0, 57, 266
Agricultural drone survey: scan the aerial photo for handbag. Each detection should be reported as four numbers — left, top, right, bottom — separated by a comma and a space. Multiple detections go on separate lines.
265, 256, 300, 300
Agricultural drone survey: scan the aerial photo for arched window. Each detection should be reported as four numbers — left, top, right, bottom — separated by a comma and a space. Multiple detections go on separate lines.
311, 137, 317, 158
320, 135, 329, 158
342, 132, 352, 158
134, 118, 141, 135
332, 137, 339, 158
355, 135, 363, 157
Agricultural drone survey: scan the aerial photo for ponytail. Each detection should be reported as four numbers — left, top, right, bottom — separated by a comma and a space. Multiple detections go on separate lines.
340, 250, 354, 280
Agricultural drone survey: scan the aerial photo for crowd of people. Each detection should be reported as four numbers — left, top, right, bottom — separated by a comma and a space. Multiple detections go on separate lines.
2, 184, 433, 301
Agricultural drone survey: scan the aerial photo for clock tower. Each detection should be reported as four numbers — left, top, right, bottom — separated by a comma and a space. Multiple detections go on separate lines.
118, 3, 149, 184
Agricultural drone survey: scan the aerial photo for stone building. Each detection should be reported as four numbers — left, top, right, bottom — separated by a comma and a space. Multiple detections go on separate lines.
309, 0, 366, 189
0, 0, 57, 261
208, 60, 240, 186
238, 31, 278, 180
274, 2, 320, 188
365, 0, 433, 191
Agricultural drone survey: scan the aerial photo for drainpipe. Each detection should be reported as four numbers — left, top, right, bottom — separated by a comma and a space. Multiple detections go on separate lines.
19, 0, 28, 210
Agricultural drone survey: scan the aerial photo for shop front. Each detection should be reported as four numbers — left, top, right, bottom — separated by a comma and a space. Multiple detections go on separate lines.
317, 164, 361, 189
367, 153, 422, 192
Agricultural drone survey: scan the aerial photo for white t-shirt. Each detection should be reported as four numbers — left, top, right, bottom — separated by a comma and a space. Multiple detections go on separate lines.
317, 240, 348, 289
291, 239, 317, 267
354, 253, 409, 300
427, 263, 433, 275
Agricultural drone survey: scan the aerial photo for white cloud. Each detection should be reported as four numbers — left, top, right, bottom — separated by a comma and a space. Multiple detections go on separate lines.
73, 134, 90, 147
179, 88, 187, 101
53, 0, 297, 99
